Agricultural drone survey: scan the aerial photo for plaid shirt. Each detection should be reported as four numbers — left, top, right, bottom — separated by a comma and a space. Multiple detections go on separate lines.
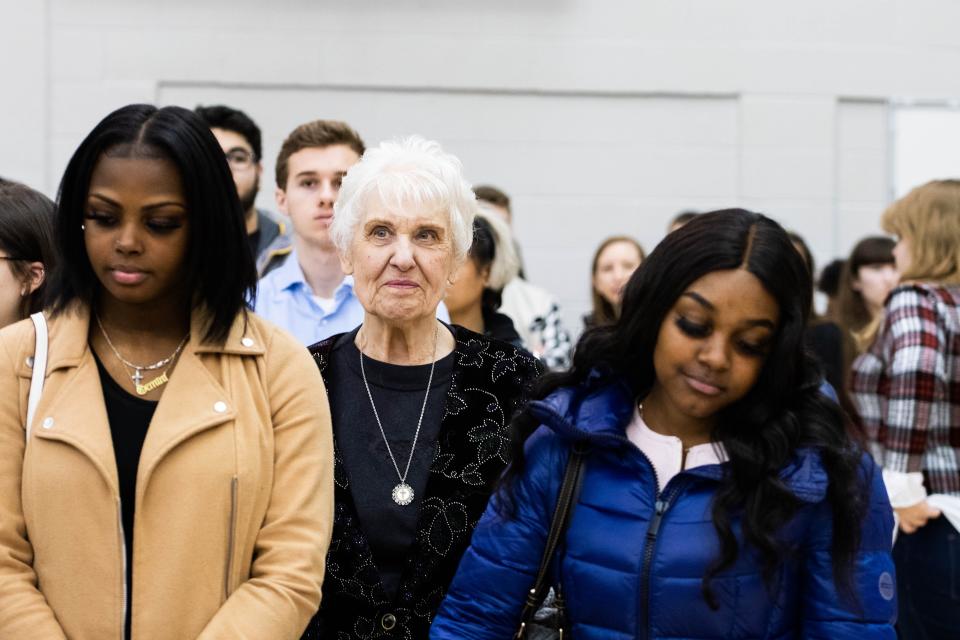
850, 283, 960, 496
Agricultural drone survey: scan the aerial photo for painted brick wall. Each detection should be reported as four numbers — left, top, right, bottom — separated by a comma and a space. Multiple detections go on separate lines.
3, 0, 959, 330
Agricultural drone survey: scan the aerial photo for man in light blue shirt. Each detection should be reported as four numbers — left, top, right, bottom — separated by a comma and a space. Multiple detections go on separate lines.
254, 248, 365, 345
254, 119, 446, 345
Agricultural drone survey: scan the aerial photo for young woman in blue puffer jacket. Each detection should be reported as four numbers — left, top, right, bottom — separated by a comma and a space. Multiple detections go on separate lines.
431, 209, 897, 639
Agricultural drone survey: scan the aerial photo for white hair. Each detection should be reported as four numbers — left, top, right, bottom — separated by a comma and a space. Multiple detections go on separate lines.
331, 136, 477, 263
475, 205, 521, 290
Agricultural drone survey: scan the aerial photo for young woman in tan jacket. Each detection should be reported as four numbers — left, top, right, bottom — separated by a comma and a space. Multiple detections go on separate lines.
0, 104, 334, 639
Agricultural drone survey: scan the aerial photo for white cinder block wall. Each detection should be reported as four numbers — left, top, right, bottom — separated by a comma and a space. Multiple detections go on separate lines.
3, 0, 960, 331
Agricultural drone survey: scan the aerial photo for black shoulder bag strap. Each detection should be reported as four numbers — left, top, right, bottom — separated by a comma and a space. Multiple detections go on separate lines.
513, 441, 588, 639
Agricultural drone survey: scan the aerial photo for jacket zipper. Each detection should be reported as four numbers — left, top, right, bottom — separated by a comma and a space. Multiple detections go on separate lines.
608, 433, 688, 640
116, 499, 128, 640
224, 476, 238, 600
579, 431, 705, 639
638, 481, 686, 640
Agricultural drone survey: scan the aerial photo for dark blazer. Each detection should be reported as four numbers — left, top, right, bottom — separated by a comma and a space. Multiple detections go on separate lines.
301, 325, 542, 640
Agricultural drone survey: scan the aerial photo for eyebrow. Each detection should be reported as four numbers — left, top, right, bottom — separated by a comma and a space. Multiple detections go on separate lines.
681, 291, 776, 329
682, 291, 714, 310
225, 146, 252, 155
89, 193, 186, 212
364, 217, 446, 232
294, 170, 348, 179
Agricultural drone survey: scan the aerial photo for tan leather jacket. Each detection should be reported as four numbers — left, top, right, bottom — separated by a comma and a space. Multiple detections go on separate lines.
0, 305, 333, 639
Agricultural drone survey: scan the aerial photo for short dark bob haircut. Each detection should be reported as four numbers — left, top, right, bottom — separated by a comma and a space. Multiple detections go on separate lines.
0, 179, 57, 318
47, 104, 256, 343
504, 209, 867, 606
836, 236, 896, 334
469, 215, 502, 312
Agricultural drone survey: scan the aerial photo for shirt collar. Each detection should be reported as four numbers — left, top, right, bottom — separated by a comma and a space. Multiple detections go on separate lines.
274, 248, 307, 292
273, 249, 354, 299
630, 406, 727, 466
336, 275, 355, 299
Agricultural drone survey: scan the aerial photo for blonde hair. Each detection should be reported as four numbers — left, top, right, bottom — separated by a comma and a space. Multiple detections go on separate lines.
882, 179, 960, 284
859, 179, 960, 349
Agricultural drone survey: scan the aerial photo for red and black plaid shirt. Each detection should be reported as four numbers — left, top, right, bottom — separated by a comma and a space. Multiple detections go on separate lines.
850, 283, 960, 496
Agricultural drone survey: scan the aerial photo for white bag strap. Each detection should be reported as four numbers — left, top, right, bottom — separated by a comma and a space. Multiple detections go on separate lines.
26, 312, 48, 441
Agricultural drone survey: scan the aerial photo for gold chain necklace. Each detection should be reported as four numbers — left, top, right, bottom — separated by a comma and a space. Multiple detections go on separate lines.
95, 314, 189, 395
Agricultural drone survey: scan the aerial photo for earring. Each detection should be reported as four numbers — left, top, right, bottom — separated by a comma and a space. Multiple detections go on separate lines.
81, 224, 86, 231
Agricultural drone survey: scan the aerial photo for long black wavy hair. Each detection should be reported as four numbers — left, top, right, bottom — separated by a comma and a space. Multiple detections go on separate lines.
47, 104, 256, 343
503, 209, 867, 606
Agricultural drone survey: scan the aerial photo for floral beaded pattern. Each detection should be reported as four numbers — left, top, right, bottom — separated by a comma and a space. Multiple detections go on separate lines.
302, 326, 542, 640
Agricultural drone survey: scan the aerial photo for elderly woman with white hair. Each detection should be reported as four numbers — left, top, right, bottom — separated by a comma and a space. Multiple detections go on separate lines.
300, 137, 542, 640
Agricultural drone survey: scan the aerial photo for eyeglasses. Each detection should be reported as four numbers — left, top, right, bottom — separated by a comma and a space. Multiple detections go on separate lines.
225, 149, 257, 171
0, 256, 23, 262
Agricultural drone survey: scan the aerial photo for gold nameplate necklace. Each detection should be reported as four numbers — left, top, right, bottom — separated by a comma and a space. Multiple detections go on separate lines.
95, 314, 189, 396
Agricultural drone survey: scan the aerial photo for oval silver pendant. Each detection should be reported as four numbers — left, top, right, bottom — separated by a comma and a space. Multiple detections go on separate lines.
392, 482, 415, 506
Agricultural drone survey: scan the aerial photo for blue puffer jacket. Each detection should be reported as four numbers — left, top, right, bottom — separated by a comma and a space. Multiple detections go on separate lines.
431, 378, 897, 639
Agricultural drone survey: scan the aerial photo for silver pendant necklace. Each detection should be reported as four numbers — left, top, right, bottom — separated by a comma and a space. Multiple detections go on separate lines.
359, 323, 439, 506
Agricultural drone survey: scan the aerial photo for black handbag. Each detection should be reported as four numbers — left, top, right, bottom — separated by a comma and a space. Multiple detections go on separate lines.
513, 442, 588, 640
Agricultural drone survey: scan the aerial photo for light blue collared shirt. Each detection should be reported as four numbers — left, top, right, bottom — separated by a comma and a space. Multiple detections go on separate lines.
253, 250, 448, 346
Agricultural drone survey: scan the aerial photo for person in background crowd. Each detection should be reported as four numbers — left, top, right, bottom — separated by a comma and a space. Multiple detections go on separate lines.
789, 230, 817, 278
473, 184, 514, 227
445, 210, 525, 348
432, 209, 896, 640
0, 180, 56, 328
817, 257, 846, 319
253, 120, 354, 341
194, 104, 289, 275
474, 185, 572, 369
301, 138, 540, 640
0, 104, 334, 639
667, 209, 699, 233
788, 230, 844, 393
836, 237, 897, 336
851, 180, 960, 638
583, 235, 645, 330
834, 237, 897, 382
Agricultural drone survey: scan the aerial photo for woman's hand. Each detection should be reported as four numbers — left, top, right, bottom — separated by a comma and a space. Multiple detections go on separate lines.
895, 501, 941, 534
